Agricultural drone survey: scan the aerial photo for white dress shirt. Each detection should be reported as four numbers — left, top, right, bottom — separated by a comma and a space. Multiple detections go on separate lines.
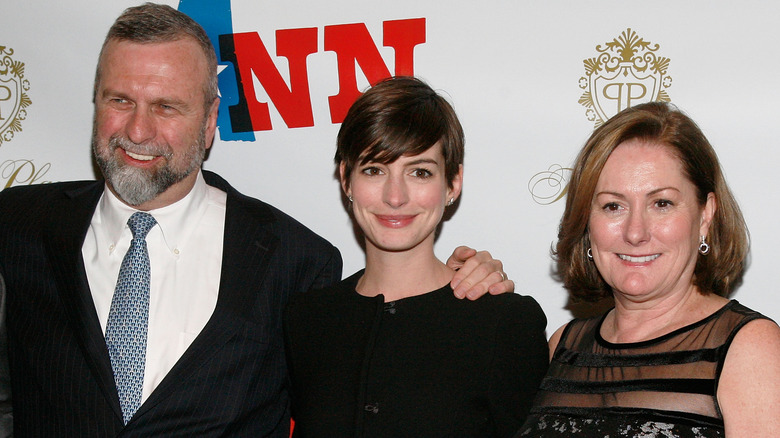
82, 171, 227, 402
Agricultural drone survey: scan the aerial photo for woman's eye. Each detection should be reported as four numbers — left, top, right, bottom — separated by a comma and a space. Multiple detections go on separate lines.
412, 168, 432, 178
655, 199, 673, 208
603, 202, 620, 212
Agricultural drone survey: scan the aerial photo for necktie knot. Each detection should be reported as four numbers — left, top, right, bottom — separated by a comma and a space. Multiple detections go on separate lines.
128, 212, 157, 240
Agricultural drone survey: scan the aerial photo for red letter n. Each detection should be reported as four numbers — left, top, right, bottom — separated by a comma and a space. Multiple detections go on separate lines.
229, 28, 317, 131
325, 18, 426, 123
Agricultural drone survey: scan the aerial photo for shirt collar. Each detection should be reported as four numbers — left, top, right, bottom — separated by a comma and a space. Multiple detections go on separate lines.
98, 171, 210, 252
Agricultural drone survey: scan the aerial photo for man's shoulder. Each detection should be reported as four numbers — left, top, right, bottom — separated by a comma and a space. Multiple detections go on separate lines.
286, 271, 362, 322
0, 180, 101, 241
0, 180, 100, 208
205, 170, 337, 250
207, 171, 344, 288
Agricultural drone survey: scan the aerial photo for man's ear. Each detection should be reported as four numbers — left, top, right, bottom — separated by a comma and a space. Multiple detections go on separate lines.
204, 97, 220, 150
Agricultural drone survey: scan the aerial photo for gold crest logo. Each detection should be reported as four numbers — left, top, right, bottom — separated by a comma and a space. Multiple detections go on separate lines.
0, 46, 32, 146
578, 28, 672, 127
529, 29, 673, 205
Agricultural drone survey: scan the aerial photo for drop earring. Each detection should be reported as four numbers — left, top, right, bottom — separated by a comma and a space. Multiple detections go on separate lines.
698, 236, 710, 255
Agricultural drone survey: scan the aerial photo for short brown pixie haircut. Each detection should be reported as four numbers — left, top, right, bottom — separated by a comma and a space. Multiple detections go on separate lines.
556, 101, 748, 301
336, 76, 464, 188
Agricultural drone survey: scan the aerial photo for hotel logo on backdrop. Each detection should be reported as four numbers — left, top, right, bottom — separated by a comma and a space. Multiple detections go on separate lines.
530, 29, 673, 205
578, 28, 672, 127
0, 47, 54, 190
0, 47, 53, 191
0, 46, 31, 147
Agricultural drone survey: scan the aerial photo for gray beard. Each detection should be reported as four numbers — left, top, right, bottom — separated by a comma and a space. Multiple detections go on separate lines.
93, 127, 206, 207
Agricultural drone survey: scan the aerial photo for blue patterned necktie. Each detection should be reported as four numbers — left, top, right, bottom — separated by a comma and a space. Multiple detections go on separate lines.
105, 211, 157, 424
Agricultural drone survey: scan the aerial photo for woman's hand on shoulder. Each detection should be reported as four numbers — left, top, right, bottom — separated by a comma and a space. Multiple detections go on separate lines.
719, 318, 780, 437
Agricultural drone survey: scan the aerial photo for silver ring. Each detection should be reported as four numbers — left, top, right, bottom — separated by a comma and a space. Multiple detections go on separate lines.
500, 271, 507, 281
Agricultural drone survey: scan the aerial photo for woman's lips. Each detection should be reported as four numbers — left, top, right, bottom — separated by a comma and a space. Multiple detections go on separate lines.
375, 214, 416, 228
618, 253, 660, 263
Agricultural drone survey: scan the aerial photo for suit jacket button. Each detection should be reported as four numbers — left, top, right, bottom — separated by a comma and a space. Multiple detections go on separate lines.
364, 403, 379, 414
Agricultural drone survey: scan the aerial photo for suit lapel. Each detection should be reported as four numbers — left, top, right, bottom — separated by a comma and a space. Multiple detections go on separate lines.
137, 172, 279, 415
43, 182, 124, 420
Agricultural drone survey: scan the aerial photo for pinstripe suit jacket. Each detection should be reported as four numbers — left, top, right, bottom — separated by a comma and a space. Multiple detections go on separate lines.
0, 170, 342, 437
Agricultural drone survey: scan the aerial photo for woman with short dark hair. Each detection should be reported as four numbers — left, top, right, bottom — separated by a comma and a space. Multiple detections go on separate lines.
285, 76, 549, 437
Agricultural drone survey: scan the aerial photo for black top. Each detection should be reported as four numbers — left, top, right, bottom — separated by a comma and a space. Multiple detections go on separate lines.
284, 270, 549, 438
517, 300, 773, 438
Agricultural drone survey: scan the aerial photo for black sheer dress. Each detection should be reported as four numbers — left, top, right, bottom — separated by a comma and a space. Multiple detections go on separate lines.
517, 300, 771, 438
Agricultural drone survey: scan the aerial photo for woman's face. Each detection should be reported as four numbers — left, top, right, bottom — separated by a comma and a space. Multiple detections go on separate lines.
343, 143, 462, 255
588, 139, 715, 302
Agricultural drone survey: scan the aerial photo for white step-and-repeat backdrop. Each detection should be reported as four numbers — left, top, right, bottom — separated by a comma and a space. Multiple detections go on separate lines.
3, 0, 778, 334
